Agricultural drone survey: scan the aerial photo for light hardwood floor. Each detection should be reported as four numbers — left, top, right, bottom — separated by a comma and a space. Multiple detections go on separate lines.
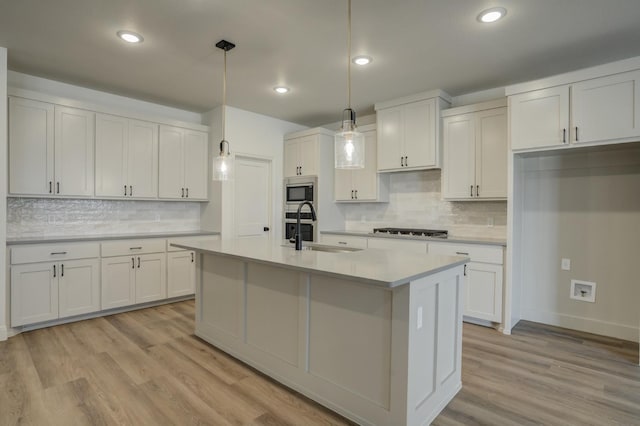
0, 300, 638, 425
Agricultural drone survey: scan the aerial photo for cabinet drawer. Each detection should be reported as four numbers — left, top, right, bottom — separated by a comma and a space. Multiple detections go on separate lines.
320, 234, 368, 249
167, 235, 220, 252
101, 238, 166, 257
11, 242, 100, 265
428, 242, 503, 264
367, 237, 428, 253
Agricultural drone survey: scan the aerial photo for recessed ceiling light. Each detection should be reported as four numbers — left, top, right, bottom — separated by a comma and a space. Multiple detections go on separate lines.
352, 56, 372, 66
477, 7, 507, 23
274, 86, 290, 94
117, 30, 144, 43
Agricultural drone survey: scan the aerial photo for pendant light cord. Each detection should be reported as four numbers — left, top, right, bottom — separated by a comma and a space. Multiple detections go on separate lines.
347, 0, 352, 110
222, 48, 227, 145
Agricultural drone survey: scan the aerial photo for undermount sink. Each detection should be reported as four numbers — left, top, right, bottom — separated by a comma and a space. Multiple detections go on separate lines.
282, 243, 362, 253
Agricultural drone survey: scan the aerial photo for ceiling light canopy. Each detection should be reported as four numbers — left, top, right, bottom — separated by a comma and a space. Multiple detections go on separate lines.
477, 7, 507, 23
212, 39, 236, 181
116, 30, 143, 43
352, 55, 372, 66
335, 0, 365, 170
274, 86, 290, 94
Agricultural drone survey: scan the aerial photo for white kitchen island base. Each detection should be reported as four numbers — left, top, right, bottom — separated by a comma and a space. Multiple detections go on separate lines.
190, 246, 465, 426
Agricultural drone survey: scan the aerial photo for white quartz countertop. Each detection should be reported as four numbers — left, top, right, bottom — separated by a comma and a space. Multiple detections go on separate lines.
321, 230, 507, 246
7, 230, 220, 245
172, 238, 468, 288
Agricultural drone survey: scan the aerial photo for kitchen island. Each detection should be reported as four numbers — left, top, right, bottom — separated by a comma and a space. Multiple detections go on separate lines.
171, 238, 467, 426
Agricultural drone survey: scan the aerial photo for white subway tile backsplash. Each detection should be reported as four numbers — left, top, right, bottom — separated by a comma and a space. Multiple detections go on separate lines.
7, 198, 201, 239
343, 170, 507, 239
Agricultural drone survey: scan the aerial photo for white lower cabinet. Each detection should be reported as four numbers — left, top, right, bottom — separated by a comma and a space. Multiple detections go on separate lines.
428, 242, 504, 323
101, 251, 166, 309
58, 259, 100, 319
320, 234, 368, 249
11, 263, 58, 326
167, 251, 196, 298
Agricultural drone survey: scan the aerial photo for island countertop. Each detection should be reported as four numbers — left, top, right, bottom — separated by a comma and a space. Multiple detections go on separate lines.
172, 238, 468, 288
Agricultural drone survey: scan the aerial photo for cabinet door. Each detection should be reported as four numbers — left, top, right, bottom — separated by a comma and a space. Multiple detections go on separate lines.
403, 98, 436, 168
334, 169, 353, 201
159, 125, 185, 199
58, 259, 100, 318
442, 114, 475, 199
167, 251, 196, 298
475, 108, 507, 199
297, 135, 318, 176
95, 113, 128, 197
283, 139, 300, 178
101, 256, 136, 309
510, 86, 570, 150
11, 262, 58, 326
572, 70, 640, 144
465, 262, 503, 322
376, 107, 403, 171
183, 130, 208, 199
128, 120, 159, 198
135, 253, 167, 303
351, 129, 378, 200
9, 97, 55, 195
54, 106, 95, 196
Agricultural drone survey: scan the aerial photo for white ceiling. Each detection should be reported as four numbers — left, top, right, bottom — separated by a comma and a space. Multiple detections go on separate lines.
2, 0, 640, 127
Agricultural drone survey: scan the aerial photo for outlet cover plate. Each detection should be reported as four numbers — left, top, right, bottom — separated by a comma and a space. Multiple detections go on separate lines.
561, 258, 571, 270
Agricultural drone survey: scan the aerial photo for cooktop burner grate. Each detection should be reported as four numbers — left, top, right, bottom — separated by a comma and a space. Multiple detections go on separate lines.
372, 227, 448, 238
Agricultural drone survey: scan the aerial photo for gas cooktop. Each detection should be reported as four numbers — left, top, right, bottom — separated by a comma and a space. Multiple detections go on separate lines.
372, 227, 448, 239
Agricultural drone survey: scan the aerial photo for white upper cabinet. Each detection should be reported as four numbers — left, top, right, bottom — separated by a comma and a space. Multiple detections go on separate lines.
96, 115, 159, 198
9, 99, 95, 197
443, 101, 507, 200
334, 125, 389, 202
283, 134, 318, 177
9, 97, 54, 195
509, 66, 640, 151
159, 125, 208, 200
54, 106, 95, 197
375, 91, 451, 172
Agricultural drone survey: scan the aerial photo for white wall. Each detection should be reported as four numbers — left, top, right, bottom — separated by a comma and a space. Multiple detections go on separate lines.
200, 106, 307, 239
517, 145, 640, 341
0, 48, 8, 340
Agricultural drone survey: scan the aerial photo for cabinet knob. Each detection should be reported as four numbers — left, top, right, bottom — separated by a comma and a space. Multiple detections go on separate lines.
263, 226, 270, 232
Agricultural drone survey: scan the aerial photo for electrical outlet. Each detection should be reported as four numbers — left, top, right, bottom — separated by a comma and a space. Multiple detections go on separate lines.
417, 306, 423, 329
561, 258, 571, 271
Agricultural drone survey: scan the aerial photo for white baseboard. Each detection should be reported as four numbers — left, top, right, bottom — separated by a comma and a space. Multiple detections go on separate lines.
0, 325, 7, 341
521, 309, 639, 342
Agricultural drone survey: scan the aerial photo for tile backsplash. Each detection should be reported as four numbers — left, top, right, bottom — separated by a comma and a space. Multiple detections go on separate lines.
7, 198, 201, 239
343, 170, 507, 239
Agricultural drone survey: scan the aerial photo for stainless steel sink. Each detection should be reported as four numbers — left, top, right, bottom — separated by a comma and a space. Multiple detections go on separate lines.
282, 243, 362, 253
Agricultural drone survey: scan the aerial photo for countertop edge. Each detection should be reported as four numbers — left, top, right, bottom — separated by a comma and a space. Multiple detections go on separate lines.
321, 230, 507, 247
7, 231, 221, 245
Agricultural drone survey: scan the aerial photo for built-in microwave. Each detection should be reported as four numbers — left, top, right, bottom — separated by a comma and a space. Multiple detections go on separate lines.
285, 176, 317, 204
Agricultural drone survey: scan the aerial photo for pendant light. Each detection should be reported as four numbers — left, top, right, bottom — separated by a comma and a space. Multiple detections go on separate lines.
335, 0, 365, 169
213, 39, 236, 181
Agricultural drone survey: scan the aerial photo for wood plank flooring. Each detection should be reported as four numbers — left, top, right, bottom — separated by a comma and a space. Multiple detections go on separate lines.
0, 300, 638, 425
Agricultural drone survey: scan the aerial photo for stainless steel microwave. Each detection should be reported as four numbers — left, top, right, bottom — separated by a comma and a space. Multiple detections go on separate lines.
285, 176, 317, 204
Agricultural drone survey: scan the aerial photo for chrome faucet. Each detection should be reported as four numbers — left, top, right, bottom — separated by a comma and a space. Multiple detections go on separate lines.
295, 201, 317, 250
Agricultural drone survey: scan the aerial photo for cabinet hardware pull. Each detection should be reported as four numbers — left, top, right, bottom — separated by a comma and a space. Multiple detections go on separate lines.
56, 182, 60, 194
456, 251, 469, 255
124, 185, 127, 196
191, 252, 194, 263
563, 128, 566, 143
61, 264, 64, 277
338, 241, 347, 245
351, 190, 354, 199
129, 185, 133, 196
138, 257, 141, 268
49, 181, 52, 194
405, 156, 408, 166
400, 156, 404, 167
186, 188, 189, 198
355, 189, 358, 199
464, 264, 467, 276
575, 126, 579, 141
476, 185, 479, 197
181, 188, 185, 197
50, 251, 67, 255
132, 257, 135, 269
53, 264, 56, 277
470, 185, 473, 197
129, 247, 142, 250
